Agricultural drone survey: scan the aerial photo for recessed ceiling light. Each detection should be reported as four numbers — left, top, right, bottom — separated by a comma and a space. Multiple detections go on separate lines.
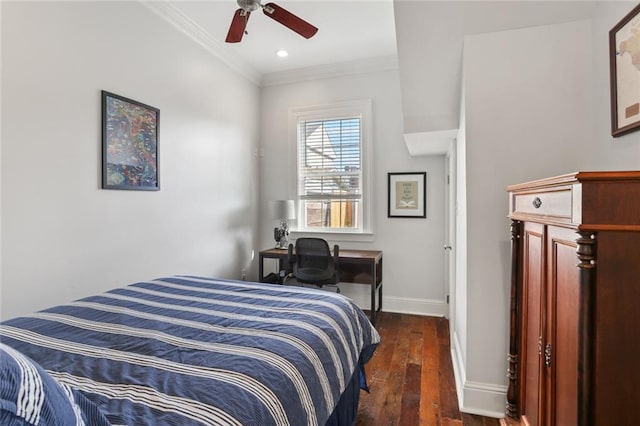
276, 49, 289, 58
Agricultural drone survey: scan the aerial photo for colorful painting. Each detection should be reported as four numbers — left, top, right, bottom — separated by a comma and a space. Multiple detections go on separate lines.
388, 172, 426, 218
610, 4, 640, 137
102, 91, 159, 190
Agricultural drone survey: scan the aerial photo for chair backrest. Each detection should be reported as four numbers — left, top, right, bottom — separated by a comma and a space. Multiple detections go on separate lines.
290, 238, 339, 284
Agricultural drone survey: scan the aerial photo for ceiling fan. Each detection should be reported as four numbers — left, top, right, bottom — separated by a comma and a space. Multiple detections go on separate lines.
225, 0, 318, 43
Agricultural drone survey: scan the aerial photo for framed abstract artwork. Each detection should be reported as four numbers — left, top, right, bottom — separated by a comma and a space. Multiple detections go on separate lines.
388, 172, 426, 218
102, 91, 159, 190
610, 4, 640, 137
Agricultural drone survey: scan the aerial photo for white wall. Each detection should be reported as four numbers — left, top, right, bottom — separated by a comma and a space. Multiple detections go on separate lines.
456, 19, 596, 415
259, 70, 448, 315
1, 2, 260, 320
393, 0, 597, 134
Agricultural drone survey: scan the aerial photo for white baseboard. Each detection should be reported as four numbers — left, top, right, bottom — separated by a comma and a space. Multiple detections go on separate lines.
451, 331, 507, 418
338, 283, 447, 317
461, 381, 508, 418
382, 295, 447, 317
451, 331, 466, 406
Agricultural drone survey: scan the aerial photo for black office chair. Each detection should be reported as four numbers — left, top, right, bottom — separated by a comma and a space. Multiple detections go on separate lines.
287, 238, 340, 293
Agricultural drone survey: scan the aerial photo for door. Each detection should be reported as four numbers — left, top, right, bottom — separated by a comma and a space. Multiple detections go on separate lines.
520, 222, 545, 426
545, 226, 579, 426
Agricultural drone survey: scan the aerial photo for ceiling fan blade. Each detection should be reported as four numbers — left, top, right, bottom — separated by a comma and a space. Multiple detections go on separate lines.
262, 2, 318, 39
225, 9, 251, 43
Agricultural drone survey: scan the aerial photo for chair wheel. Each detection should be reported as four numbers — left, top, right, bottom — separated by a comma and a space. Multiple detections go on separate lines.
336, 288, 341, 294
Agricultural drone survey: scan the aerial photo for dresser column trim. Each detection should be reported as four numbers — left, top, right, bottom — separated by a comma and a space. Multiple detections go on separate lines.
506, 220, 522, 418
576, 231, 597, 426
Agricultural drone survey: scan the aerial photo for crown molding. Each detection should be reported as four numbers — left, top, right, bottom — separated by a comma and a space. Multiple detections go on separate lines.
140, 0, 261, 85
261, 54, 399, 87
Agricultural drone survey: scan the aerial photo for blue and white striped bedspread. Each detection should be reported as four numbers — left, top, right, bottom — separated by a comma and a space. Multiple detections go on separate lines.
0, 276, 380, 425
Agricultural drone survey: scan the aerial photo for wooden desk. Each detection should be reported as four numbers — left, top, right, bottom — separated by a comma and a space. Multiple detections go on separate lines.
258, 248, 383, 325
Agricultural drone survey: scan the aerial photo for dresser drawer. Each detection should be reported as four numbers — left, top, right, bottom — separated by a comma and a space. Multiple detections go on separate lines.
511, 188, 573, 219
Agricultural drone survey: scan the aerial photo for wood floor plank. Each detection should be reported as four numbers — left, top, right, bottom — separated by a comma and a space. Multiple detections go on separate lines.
419, 318, 440, 425
499, 416, 521, 425
357, 312, 502, 426
440, 419, 464, 426
484, 416, 503, 425
398, 362, 421, 425
356, 312, 400, 425
439, 339, 461, 420
406, 315, 424, 365
461, 413, 486, 426
375, 314, 412, 426
436, 316, 450, 345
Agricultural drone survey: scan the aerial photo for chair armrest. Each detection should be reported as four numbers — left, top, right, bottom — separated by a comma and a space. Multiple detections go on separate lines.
287, 243, 294, 269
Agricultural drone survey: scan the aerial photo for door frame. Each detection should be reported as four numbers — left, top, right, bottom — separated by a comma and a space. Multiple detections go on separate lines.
445, 140, 457, 331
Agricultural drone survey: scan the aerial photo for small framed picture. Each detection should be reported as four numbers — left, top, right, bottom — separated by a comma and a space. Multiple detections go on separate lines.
102, 91, 159, 190
388, 172, 426, 218
609, 4, 640, 137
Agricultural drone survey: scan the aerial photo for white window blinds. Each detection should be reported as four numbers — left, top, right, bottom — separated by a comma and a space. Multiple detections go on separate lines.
297, 117, 363, 230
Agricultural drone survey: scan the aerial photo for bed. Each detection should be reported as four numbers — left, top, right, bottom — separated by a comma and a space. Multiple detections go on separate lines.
0, 275, 380, 425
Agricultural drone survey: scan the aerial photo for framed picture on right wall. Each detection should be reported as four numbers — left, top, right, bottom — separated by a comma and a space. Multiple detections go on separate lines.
610, 3, 640, 137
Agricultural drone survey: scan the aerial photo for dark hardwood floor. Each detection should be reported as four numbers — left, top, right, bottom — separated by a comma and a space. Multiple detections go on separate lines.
357, 312, 501, 426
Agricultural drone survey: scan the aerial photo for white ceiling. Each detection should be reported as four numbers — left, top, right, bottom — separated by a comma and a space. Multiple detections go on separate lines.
146, 0, 602, 138
155, 0, 398, 80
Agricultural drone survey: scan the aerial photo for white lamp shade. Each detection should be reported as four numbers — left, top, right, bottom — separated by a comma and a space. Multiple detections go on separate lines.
269, 200, 296, 220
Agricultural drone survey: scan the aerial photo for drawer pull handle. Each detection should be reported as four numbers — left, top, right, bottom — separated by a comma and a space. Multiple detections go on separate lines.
532, 197, 542, 209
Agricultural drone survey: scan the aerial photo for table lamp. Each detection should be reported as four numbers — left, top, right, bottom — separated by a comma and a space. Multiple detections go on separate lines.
269, 200, 296, 249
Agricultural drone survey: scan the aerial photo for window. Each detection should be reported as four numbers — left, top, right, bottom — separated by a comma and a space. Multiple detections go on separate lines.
289, 100, 372, 234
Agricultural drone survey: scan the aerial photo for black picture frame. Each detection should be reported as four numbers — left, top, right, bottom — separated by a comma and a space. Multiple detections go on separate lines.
102, 91, 159, 190
388, 172, 427, 218
609, 4, 640, 137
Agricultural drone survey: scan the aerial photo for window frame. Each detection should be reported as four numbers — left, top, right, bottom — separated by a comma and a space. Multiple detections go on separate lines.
288, 99, 373, 238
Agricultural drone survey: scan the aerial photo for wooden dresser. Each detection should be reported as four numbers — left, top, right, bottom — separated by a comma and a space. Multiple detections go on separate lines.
505, 171, 640, 426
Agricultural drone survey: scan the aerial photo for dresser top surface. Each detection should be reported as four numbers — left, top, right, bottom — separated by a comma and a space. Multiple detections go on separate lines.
506, 171, 640, 192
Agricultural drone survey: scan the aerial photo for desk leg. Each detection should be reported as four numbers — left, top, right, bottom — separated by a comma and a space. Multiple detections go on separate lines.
259, 255, 264, 282
369, 257, 383, 326
378, 257, 383, 313
370, 261, 377, 326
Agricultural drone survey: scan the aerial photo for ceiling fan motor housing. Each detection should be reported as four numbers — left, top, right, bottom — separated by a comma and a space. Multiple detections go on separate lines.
237, 0, 260, 12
